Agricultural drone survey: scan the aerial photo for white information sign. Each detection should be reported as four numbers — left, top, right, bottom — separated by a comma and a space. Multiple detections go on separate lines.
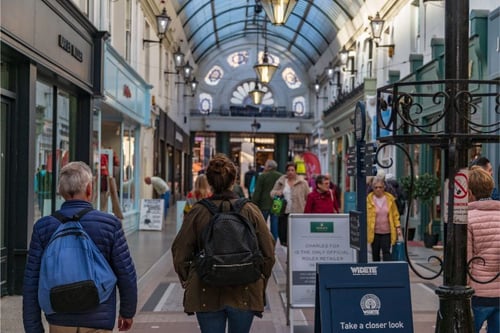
139, 199, 164, 231
288, 214, 357, 307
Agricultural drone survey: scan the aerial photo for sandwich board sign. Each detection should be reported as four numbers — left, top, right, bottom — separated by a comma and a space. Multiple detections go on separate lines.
288, 214, 357, 307
139, 199, 164, 230
315, 262, 413, 333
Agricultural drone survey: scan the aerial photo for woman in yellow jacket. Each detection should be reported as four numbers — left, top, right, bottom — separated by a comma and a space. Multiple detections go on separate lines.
366, 175, 402, 261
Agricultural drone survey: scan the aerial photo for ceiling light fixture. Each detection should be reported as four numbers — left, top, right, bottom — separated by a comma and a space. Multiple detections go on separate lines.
253, 18, 278, 84
249, 79, 265, 105
260, 0, 297, 26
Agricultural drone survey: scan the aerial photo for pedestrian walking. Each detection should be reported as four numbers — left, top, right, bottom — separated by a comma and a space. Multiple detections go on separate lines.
467, 166, 500, 333
304, 174, 339, 213
244, 165, 257, 199
171, 154, 275, 333
252, 159, 283, 240
23, 161, 137, 332
366, 175, 402, 261
184, 174, 211, 214
270, 161, 310, 246
471, 156, 499, 200
144, 176, 170, 220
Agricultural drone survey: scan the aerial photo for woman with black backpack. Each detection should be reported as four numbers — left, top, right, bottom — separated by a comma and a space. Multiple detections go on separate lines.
172, 154, 276, 333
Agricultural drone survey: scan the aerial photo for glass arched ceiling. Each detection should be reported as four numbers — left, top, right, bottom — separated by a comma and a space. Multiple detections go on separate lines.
172, 0, 364, 67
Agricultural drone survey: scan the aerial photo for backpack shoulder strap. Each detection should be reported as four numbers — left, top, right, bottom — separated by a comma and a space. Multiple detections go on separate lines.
232, 198, 249, 213
52, 207, 94, 224
198, 199, 219, 215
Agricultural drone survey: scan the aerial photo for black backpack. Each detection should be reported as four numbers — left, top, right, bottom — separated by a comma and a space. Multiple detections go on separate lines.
195, 198, 264, 287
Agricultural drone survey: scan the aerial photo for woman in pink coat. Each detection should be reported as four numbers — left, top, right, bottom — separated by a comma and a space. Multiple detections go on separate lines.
467, 166, 500, 333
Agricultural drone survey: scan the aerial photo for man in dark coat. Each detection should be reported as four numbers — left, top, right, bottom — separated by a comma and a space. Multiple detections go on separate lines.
244, 165, 257, 199
252, 160, 283, 240
23, 161, 137, 332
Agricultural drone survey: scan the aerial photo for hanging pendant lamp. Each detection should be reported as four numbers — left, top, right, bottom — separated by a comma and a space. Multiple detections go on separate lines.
249, 79, 265, 105
253, 18, 278, 84
261, 0, 297, 26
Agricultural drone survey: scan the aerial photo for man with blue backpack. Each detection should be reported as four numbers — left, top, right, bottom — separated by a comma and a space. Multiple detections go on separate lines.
23, 161, 137, 332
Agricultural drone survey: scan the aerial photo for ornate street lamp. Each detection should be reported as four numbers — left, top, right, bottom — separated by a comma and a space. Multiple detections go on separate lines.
260, 0, 297, 26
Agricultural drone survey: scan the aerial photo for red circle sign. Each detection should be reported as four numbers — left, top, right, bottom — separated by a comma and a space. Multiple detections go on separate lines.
454, 173, 467, 199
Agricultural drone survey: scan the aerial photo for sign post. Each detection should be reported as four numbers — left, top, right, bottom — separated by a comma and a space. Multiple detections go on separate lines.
353, 101, 367, 263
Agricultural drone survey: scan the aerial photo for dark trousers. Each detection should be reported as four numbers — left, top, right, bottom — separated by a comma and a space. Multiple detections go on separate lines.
278, 214, 289, 246
371, 233, 391, 261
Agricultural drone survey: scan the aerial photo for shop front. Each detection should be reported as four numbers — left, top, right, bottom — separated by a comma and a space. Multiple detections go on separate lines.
96, 42, 152, 234
0, 0, 106, 295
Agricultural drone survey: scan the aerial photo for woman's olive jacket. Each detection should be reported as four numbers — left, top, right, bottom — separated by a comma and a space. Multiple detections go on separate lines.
171, 195, 276, 315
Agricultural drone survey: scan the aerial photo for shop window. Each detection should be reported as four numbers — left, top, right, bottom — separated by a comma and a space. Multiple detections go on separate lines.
34, 81, 76, 218
121, 125, 135, 213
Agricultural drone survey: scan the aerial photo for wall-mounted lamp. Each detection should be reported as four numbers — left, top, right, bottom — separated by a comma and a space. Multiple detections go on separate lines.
339, 46, 349, 65
325, 62, 335, 84
314, 79, 320, 95
369, 12, 384, 39
183, 77, 198, 97
249, 79, 265, 105
260, 0, 297, 26
164, 47, 188, 76
342, 56, 357, 74
177, 77, 199, 97
142, 7, 171, 47
314, 79, 328, 100
369, 12, 395, 57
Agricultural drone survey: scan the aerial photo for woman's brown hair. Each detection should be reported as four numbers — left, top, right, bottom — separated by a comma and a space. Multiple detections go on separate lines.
205, 154, 236, 194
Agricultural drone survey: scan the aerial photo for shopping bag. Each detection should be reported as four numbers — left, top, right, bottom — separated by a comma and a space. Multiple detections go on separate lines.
271, 195, 287, 215
391, 241, 405, 261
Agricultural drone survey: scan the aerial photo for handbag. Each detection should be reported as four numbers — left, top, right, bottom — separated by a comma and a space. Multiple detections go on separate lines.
391, 240, 405, 261
271, 195, 287, 215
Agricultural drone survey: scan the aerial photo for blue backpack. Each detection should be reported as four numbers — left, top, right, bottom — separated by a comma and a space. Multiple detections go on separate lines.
38, 208, 117, 314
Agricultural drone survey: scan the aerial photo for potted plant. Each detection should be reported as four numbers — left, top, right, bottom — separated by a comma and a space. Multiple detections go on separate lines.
414, 173, 441, 247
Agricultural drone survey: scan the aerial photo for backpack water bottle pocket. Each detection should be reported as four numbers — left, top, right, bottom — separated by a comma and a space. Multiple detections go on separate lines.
50, 280, 99, 313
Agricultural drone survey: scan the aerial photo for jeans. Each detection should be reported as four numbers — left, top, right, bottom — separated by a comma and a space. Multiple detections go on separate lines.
261, 209, 279, 240
473, 305, 499, 333
196, 306, 255, 333
371, 233, 391, 261
159, 190, 170, 219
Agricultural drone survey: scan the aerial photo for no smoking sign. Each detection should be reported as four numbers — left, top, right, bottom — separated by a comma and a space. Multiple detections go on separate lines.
453, 170, 468, 224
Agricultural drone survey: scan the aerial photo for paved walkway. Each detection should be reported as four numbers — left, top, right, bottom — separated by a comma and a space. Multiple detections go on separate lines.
1, 203, 454, 332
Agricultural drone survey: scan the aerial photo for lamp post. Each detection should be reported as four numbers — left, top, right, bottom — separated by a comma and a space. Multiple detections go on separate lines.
251, 119, 261, 168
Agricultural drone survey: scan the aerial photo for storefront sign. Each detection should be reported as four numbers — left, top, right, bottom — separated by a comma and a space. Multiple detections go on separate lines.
58, 35, 83, 62
315, 262, 413, 333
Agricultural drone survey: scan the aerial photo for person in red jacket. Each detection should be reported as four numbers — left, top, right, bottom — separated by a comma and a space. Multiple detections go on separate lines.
304, 175, 339, 213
